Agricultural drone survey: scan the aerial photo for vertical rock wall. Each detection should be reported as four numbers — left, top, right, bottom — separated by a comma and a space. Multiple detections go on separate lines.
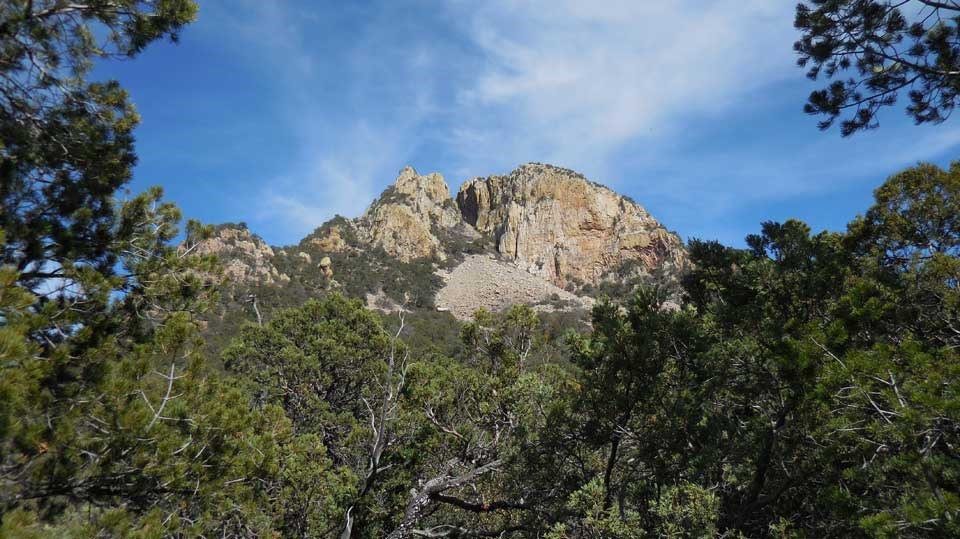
456, 163, 686, 287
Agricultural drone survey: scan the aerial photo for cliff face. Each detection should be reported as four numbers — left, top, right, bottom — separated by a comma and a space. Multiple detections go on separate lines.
456, 163, 686, 287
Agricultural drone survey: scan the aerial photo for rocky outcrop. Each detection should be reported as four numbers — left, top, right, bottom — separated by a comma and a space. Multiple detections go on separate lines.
392, 166, 463, 229
456, 163, 686, 287
319, 256, 333, 279
305, 216, 359, 255
356, 166, 476, 262
309, 224, 348, 252
193, 225, 288, 285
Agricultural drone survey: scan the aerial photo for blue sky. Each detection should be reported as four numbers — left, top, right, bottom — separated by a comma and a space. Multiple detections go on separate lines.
96, 0, 960, 247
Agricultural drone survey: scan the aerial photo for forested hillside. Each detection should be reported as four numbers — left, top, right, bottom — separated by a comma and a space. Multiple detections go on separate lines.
1, 1, 958, 538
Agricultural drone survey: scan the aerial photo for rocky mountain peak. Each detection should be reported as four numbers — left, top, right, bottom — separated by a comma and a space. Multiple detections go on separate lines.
387, 166, 461, 228
207, 162, 686, 320
394, 166, 450, 202
456, 163, 686, 287
357, 166, 470, 262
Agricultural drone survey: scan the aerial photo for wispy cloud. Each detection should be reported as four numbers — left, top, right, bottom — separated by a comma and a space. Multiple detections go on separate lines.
192, 0, 960, 246
258, 120, 421, 231
445, 0, 794, 176
200, 1, 442, 241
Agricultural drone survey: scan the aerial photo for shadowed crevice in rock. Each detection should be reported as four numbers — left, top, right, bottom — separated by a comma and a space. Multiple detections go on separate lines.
455, 181, 482, 228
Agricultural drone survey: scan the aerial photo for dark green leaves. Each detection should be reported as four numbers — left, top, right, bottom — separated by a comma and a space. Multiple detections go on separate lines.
795, 1, 960, 135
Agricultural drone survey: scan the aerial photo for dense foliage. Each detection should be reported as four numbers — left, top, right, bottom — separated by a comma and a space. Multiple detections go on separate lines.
0, 2, 295, 536
6, 160, 955, 536
2, 2, 959, 537
795, 0, 960, 135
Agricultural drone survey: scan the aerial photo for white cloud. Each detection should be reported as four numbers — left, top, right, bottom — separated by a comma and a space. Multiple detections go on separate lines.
446, 0, 795, 174
215, 0, 801, 240
199, 0, 960, 246
258, 120, 420, 233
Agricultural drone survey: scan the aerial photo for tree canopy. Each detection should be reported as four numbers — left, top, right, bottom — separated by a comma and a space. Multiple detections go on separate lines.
795, 0, 960, 135
2, 1, 958, 537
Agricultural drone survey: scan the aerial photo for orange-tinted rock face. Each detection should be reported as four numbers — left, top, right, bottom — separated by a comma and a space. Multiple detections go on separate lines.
456, 163, 686, 287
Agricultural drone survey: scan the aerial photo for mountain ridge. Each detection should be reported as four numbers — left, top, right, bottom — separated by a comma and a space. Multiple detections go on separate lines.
198, 163, 687, 321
